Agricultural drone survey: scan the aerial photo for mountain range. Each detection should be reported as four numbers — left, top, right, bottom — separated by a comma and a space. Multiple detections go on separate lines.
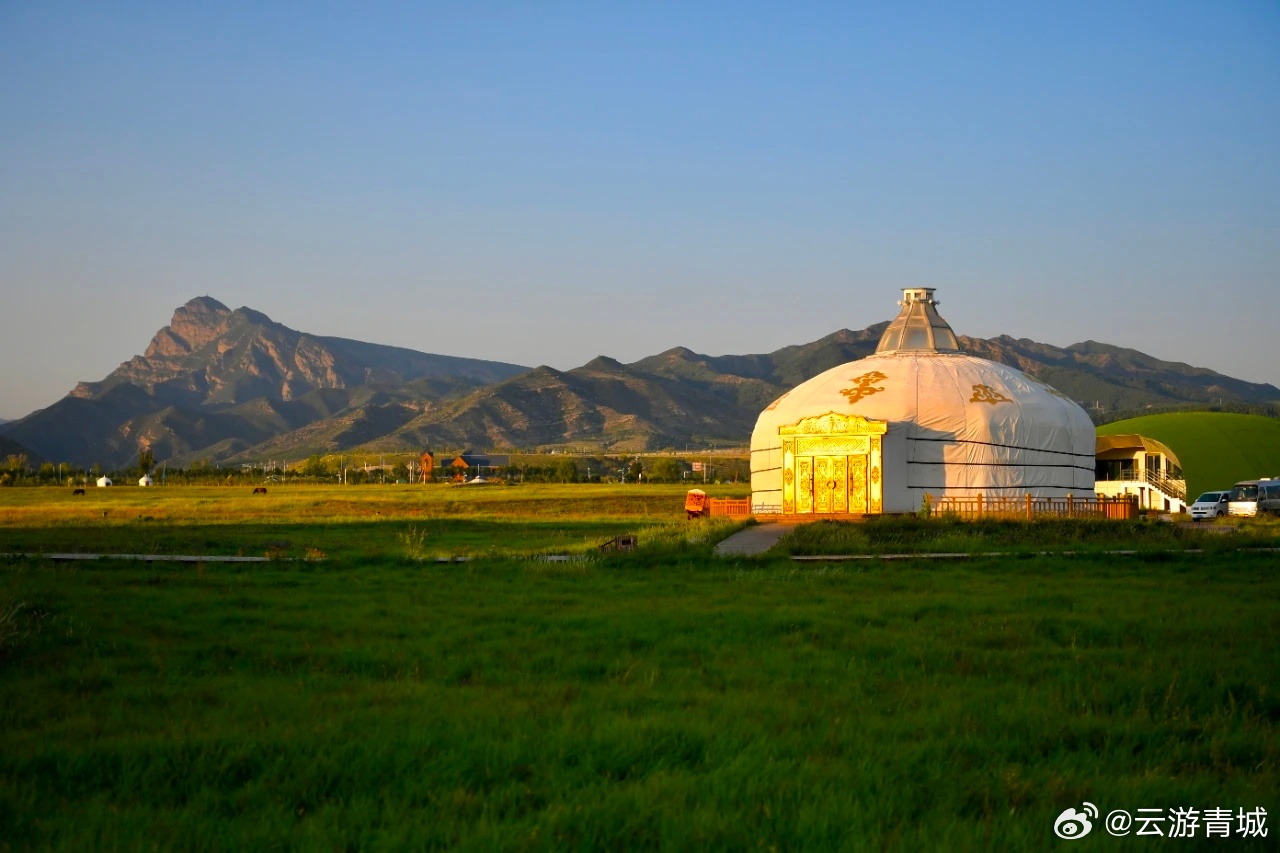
3, 296, 1278, 468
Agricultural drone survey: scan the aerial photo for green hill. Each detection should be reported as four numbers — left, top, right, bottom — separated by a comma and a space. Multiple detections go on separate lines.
1097, 413, 1280, 498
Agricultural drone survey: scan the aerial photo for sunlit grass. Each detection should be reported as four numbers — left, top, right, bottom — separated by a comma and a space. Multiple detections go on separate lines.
2, 547, 1275, 849
780, 515, 1280, 556
0, 490, 1275, 849
0, 483, 746, 560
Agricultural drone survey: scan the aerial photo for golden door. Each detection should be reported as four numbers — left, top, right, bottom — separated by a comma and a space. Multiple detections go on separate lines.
779, 412, 886, 516
847, 455, 868, 514
811, 456, 850, 514
795, 457, 813, 514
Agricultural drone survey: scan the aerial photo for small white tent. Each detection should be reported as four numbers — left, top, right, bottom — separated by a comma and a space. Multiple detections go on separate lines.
138, 474, 154, 487
96, 476, 112, 487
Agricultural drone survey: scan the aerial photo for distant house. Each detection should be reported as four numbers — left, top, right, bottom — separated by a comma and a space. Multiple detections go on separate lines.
448, 451, 511, 481
1095, 434, 1187, 513
419, 450, 435, 481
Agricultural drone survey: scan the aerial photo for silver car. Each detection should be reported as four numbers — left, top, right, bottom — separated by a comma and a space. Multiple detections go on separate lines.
1189, 491, 1229, 521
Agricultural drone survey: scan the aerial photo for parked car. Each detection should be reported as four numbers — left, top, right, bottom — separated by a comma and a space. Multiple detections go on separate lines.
1188, 491, 1230, 521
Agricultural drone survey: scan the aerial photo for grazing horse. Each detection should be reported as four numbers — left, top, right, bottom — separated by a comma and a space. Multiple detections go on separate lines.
253, 487, 268, 494
72, 488, 86, 496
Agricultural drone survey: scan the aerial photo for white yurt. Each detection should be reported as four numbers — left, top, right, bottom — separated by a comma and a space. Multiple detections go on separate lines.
138, 474, 154, 487
96, 476, 113, 487
750, 288, 1095, 515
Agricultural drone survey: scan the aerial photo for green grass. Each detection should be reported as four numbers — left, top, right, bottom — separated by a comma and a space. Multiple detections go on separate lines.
780, 515, 1280, 556
0, 483, 745, 561
2, 543, 1277, 848
1, 498, 1276, 849
1098, 412, 1280, 499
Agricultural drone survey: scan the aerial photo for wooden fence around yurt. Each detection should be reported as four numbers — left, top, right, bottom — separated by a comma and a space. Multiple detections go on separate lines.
708, 498, 752, 517
737, 493, 1140, 521
922, 493, 1139, 521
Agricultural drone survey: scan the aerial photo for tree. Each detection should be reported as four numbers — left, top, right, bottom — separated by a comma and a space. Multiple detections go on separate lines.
4, 454, 28, 477
627, 459, 643, 482
649, 457, 679, 483
554, 458, 578, 483
391, 462, 409, 483
138, 448, 155, 479
302, 455, 330, 479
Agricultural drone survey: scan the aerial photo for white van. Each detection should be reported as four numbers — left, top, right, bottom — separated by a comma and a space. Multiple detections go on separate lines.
1227, 479, 1268, 517
1188, 491, 1230, 521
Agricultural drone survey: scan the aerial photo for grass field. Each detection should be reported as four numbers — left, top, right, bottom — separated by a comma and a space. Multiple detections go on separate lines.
780, 514, 1280, 555
1098, 412, 1280, 499
2, 488, 1277, 850
0, 483, 745, 561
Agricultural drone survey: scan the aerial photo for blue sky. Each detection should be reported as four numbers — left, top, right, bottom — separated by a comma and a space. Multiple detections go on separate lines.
2, 1, 1278, 419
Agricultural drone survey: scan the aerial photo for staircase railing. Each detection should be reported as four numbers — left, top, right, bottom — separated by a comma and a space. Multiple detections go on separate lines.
1096, 468, 1186, 502
1143, 469, 1187, 501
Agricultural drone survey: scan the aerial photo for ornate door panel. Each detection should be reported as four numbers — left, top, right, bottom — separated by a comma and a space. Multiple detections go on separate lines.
795, 458, 813, 514
814, 456, 841, 514
847, 456, 867, 514
832, 456, 848, 513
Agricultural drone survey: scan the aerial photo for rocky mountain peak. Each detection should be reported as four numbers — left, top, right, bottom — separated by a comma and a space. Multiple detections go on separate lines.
229, 306, 275, 327
147, 296, 233, 357
180, 295, 230, 315
581, 355, 626, 372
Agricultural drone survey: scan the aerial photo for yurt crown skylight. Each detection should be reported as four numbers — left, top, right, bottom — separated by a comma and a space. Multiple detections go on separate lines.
875, 287, 961, 354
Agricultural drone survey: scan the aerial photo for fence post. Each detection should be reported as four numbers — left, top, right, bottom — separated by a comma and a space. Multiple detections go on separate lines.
1067, 493, 1073, 518
976, 492, 984, 519
1026, 493, 1033, 519
922, 493, 931, 518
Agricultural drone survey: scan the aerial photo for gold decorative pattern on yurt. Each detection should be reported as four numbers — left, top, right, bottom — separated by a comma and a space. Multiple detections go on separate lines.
969, 384, 1012, 404
780, 412, 886, 515
839, 371, 887, 405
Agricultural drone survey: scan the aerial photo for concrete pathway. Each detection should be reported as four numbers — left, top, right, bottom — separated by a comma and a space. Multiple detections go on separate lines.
713, 523, 798, 557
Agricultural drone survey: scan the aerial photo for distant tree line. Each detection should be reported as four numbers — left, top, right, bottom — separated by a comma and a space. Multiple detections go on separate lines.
1092, 401, 1280, 426
0, 450, 750, 486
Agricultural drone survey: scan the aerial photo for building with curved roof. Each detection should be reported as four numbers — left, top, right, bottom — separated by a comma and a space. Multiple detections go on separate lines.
1094, 433, 1187, 513
750, 288, 1096, 515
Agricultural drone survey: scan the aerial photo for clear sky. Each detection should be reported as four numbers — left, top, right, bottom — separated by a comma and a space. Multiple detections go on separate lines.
2, 1, 1278, 420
